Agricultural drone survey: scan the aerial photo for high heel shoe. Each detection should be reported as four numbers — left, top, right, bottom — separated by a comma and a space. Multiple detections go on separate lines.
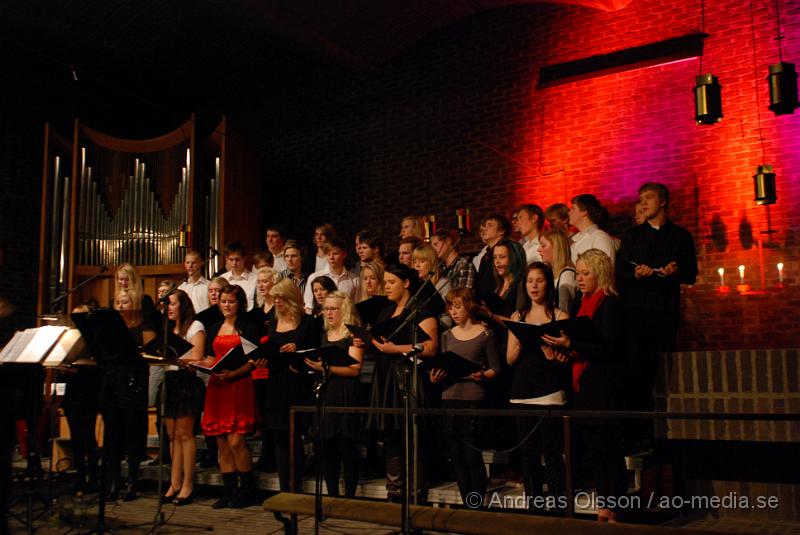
160, 486, 180, 504
174, 492, 194, 506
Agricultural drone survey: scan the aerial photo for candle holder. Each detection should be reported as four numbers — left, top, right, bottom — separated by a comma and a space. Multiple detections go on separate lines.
716, 285, 730, 294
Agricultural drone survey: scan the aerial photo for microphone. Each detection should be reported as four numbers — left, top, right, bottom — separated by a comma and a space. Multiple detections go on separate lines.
404, 343, 425, 357
208, 246, 220, 259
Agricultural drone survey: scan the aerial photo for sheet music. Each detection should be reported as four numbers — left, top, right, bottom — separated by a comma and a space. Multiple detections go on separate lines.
16, 326, 68, 363
241, 337, 258, 355
0, 330, 29, 363
0, 328, 38, 363
43, 328, 85, 367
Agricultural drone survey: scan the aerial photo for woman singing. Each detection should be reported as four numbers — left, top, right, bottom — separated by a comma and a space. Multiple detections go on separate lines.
541, 249, 628, 522
304, 291, 364, 497
507, 263, 570, 510
161, 290, 205, 505
257, 279, 320, 491
428, 288, 500, 507
199, 285, 259, 509
369, 264, 439, 500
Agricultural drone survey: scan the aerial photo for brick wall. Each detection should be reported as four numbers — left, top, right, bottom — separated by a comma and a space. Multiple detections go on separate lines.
255, 0, 800, 351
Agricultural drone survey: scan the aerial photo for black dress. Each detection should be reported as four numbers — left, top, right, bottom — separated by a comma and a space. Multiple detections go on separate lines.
263, 315, 320, 431
162, 321, 206, 418
368, 302, 435, 432
317, 336, 361, 440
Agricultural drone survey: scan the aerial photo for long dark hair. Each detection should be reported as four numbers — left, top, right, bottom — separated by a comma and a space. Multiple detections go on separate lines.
219, 284, 248, 332
493, 238, 526, 294
310, 275, 337, 317
519, 262, 556, 320
171, 289, 196, 338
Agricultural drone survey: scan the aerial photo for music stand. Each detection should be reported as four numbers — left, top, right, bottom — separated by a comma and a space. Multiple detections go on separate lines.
72, 308, 142, 535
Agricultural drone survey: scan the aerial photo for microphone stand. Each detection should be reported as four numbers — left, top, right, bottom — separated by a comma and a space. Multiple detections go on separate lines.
143, 280, 212, 533
49, 266, 108, 315
312, 361, 331, 535
384, 277, 438, 535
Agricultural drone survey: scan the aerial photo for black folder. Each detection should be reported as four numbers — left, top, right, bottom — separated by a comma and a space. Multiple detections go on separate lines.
355, 295, 391, 327
425, 351, 481, 379
141, 331, 194, 361
296, 345, 359, 367
503, 316, 598, 349
345, 323, 373, 343
190, 337, 257, 374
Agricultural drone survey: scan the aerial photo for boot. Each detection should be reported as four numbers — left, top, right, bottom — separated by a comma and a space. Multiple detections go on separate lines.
86, 455, 99, 493
213, 472, 238, 509
122, 462, 140, 501
107, 474, 121, 501
230, 471, 257, 508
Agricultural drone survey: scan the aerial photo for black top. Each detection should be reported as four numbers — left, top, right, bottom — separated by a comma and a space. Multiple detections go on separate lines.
247, 305, 275, 343
475, 246, 496, 297
196, 305, 223, 332
616, 220, 697, 315
262, 314, 321, 429
510, 315, 570, 401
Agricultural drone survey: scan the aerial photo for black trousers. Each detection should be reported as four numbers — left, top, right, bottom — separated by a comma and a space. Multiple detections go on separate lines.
101, 405, 147, 480
65, 409, 99, 480
271, 427, 303, 492
442, 400, 487, 504
320, 437, 359, 497
626, 309, 678, 411
514, 403, 564, 500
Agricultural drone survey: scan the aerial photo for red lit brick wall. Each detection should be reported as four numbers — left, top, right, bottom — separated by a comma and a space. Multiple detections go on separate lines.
261, 0, 800, 351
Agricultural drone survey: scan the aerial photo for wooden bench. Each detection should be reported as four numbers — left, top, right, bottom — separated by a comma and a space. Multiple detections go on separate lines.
263, 492, 725, 535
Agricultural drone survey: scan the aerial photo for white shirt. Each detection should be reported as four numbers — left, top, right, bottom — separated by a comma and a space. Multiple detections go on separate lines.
303, 267, 360, 312
520, 234, 542, 266
271, 251, 287, 273
222, 269, 258, 311
178, 276, 210, 313
315, 254, 329, 273
472, 245, 489, 271
570, 224, 617, 265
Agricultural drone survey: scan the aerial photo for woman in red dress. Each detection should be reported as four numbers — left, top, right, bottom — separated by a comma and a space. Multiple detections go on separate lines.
199, 284, 259, 508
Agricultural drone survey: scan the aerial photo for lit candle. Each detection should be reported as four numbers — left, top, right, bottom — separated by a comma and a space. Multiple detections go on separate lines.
717, 267, 724, 286
777, 262, 784, 284
738, 265, 745, 285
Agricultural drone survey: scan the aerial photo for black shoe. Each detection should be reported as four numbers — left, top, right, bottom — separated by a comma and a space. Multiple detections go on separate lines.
160, 486, 180, 504
107, 478, 121, 501
174, 493, 194, 506
122, 484, 138, 501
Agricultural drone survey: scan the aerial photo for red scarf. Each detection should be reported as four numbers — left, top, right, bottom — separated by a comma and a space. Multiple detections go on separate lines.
571, 289, 606, 392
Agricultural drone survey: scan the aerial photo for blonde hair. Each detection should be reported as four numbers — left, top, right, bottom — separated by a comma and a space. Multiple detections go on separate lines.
269, 278, 304, 324
113, 290, 143, 326
356, 261, 386, 303
323, 291, 361, 338
402, 215, 426, 240
576, 249, 617, 295
255, 266, 280, 307
209, 276, 230, 289
411, 244, 441, 284
115, 263, 144, 305
540, 229, 574, 278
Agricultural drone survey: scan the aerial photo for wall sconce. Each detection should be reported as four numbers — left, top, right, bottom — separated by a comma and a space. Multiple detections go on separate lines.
423, 215, 436, 242
694, 74, 723, 124
767, 62, 799, 115
456, 208, 471, 235
754, 165, 777, 205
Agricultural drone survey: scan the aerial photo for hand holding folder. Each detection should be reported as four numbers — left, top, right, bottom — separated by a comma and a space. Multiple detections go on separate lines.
190, 337, 258, 374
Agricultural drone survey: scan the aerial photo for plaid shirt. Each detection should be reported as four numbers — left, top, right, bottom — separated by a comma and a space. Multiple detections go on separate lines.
440, 255, 476, 290
279, 268, 307, 295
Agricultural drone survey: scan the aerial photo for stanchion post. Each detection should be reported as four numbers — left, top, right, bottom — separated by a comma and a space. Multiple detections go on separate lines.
563, 415, 574, 518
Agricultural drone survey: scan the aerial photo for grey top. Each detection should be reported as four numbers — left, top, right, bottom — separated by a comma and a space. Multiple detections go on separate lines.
440, 327, 501, 401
